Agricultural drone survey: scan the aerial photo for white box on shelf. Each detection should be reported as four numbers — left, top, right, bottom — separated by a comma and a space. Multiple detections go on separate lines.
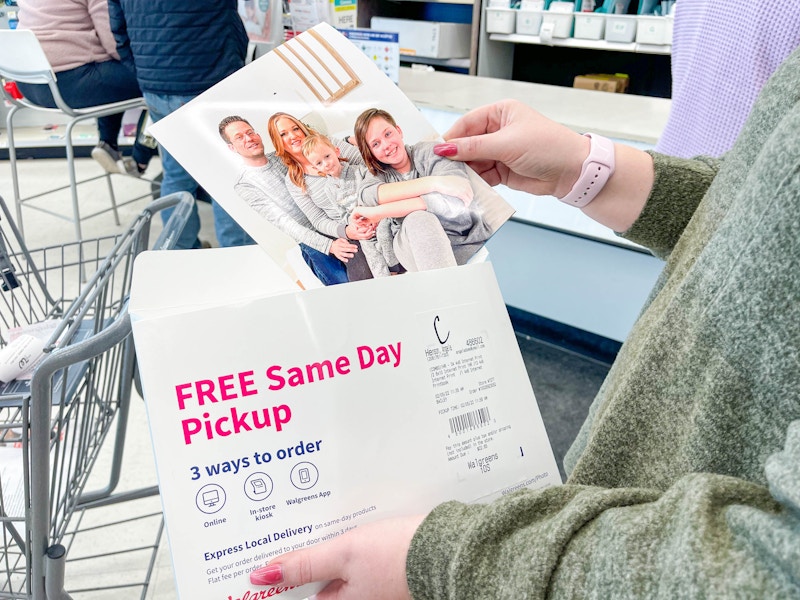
516, 10, 543, 36
541, 11, 574, 39
370, 17, 471, 58
573, 13, 605, 40
485, 8, 517, 35
636, 15, 671, 45
604, 14, 637, 43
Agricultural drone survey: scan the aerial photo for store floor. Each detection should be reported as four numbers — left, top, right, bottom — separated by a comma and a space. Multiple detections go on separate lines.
0, 154, 609, 599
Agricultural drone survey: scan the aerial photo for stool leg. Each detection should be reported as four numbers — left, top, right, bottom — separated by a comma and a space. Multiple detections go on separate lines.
104, 172, 121, 226
65, 119, 83, 242
6, 106, 25, 237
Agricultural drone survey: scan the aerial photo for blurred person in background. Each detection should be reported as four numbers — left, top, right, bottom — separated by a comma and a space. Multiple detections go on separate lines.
108, 0, 254, 249
15, 0, 158, 176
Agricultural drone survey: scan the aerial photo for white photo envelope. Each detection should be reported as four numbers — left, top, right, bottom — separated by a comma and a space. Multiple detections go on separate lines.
130, 248, 560, 600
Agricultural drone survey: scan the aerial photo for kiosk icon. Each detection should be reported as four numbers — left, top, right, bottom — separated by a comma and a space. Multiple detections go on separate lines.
244, 472, 274, 502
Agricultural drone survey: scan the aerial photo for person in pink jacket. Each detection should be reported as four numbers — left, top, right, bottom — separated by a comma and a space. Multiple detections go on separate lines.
15, 0, 156, 175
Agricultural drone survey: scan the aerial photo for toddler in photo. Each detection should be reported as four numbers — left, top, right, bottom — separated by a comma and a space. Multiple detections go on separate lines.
296, 133, 400, 278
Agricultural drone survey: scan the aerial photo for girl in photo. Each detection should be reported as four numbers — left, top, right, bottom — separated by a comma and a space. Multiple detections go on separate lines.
353, 108, 492, 272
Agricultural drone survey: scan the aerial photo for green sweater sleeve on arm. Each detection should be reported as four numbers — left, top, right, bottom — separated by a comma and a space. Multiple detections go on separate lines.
406, 485, 658, 600
620, 152, 720, 259
407, 422, 800, 599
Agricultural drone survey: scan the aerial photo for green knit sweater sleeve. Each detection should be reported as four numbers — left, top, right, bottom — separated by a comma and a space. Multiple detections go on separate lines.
406, 422, 800, 599
620, 152, 720, 259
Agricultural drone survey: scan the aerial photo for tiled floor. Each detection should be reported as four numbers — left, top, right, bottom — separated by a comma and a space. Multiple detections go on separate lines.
0, 153, 610, 599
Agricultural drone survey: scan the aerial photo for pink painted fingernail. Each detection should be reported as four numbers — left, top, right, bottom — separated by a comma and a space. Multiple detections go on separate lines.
433, 143, 458, 157
250, 564, 283, 586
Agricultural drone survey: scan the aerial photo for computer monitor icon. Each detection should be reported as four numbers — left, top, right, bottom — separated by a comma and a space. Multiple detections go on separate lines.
202, 490, 220, 507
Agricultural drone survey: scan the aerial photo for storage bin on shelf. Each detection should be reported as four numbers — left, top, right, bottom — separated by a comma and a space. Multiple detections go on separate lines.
516, 10, 543, 36
485, 7, 517, 34
573, 12, 605, 40
604, 14, 637, 43
540, 10, 574, 39
636, 15, 673, 45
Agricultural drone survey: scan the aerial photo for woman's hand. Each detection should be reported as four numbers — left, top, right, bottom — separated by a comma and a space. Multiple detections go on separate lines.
329, 238, 358, 262
433, 99, 587, 199
345, 220, 376, 240
434, 99, 654, 231
249, 515, 425, 600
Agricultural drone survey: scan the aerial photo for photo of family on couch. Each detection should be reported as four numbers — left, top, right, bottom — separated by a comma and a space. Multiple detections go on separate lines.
150, 24, 514, 289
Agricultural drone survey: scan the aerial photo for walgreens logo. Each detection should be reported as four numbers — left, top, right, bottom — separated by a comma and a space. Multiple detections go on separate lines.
224, 585, 298, 600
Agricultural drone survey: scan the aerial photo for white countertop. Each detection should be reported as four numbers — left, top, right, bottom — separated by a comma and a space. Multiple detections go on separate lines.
399, 67, 671, 144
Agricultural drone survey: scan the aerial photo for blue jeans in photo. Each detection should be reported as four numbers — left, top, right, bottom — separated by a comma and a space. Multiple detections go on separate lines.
144, 92, 254, 249
300, 244, 348, 285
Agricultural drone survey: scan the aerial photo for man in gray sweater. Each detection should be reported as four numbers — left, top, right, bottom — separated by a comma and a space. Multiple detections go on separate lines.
249, 45, 800, 598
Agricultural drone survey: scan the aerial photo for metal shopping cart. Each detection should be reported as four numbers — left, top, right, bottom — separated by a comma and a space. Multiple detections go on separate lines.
0, 191, 194, 600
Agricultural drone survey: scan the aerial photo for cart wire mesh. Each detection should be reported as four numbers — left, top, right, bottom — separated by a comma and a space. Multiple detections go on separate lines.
0, 192, 193, 600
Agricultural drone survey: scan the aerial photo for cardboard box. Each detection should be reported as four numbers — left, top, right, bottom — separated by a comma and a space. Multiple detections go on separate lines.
370, 16, 471, 58
573, 73, 629, 93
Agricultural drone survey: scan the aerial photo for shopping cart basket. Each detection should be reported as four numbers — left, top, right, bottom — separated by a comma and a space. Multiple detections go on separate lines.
0, 191, 194, 600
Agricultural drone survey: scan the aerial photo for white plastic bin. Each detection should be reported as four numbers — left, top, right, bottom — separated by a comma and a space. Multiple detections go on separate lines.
636, 15, 670, 45
574, 13, 605, 40
605, 14, 637, 43
516, 10, 543, 35
541, 12, 574, 38
485, 8, 517, 34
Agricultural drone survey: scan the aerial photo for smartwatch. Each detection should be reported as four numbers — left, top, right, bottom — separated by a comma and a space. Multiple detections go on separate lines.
558, 133, 616, 208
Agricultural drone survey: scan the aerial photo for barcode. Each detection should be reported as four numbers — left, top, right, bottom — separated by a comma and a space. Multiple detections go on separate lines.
449, 407, 491, 435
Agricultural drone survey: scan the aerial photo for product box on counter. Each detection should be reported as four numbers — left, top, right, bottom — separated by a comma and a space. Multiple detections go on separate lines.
573, 72, 630, 93
370, 16, 471, 58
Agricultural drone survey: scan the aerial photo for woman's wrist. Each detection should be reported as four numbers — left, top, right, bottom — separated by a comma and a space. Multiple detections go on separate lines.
580, 143, 654, 232
557, 134, 616, 208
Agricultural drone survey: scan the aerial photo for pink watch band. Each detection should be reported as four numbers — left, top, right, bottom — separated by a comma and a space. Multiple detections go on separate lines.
558, 133, 616, 208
